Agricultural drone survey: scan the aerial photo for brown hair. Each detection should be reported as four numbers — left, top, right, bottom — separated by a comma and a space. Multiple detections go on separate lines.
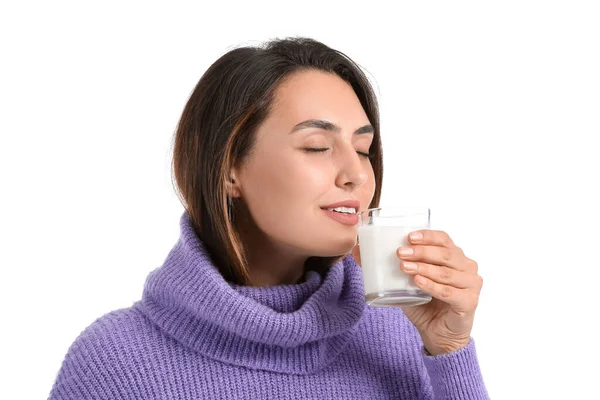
171, 37, 383, 285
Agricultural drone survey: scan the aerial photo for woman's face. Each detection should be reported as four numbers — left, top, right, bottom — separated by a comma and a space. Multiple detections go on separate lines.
231, 69, 376, 258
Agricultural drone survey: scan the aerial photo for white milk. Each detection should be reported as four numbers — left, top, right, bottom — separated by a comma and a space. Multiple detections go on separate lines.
357, 224, 431, 306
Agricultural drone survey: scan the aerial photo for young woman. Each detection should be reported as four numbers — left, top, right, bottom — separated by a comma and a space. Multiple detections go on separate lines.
49, 37, 488, 399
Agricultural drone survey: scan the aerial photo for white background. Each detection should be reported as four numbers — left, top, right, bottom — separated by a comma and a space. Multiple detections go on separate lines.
1, 1, 598, 398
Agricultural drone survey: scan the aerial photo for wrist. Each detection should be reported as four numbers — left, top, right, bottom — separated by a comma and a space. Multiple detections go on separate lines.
424, 338, 470, 356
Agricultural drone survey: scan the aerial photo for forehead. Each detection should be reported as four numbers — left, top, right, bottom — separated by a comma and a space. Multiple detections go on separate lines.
270, 70, 368, 123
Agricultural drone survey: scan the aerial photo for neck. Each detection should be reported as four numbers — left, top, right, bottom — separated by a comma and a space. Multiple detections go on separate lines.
241, 230, 309, 287
247, 264, 306, 287
235, 207, 308, 287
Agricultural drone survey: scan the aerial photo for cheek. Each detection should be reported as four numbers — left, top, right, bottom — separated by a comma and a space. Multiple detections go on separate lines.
242, 153, 327, 219
274, 164, 328, 208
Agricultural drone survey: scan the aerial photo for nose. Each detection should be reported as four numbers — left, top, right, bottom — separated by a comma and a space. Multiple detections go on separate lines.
335, 143, 370, 189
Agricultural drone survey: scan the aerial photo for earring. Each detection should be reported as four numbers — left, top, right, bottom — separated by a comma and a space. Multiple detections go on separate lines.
227, 196, 234, 223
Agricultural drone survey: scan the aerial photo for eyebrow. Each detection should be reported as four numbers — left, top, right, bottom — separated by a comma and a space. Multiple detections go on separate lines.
290, 119, 374, 135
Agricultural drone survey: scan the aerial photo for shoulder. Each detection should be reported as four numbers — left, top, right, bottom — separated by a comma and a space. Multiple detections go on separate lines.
48, 303, 157, 399
66, 303, 153, 354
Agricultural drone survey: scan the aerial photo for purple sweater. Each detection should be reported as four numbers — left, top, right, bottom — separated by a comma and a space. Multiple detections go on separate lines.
49, 211, 489, 399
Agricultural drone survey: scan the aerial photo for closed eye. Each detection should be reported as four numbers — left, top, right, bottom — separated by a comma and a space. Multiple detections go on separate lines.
304, 148, 373, 159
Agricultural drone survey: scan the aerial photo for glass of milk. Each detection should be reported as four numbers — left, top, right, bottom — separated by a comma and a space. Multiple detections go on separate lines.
357, 206, 432, 307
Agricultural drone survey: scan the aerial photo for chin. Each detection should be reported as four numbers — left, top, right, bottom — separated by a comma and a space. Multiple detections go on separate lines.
308, 235, 357, 257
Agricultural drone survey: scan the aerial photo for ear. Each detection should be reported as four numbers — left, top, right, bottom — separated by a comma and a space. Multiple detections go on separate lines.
226, 170, 241, 198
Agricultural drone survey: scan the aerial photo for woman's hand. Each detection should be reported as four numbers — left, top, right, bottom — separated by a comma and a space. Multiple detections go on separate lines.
396, 230, 483, 356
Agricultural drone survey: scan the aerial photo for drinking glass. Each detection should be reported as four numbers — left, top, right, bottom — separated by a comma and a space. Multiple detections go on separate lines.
357, 206, 433, 307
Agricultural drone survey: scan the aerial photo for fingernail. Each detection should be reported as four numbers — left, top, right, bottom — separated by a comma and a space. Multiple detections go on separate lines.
409, 232, 423, 241
403, 262, 418, 272
399, 247, 414, 257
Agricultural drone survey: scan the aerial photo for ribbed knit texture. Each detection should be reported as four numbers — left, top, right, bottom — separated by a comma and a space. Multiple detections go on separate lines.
49, 211, 489, 399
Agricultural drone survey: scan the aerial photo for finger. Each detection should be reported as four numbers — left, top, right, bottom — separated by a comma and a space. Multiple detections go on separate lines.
397, 245, 466, 271
400, 261, 477, 290
413, 275, 478, 312
408, 229, 455, 248
407, 231, 478, 273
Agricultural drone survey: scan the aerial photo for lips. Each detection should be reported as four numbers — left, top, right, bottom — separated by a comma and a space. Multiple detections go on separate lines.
321, 208, 359, 226
320, 200, 360, 210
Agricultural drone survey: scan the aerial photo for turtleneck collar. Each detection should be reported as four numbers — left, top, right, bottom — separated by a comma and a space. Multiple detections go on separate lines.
136, 211, 366, 375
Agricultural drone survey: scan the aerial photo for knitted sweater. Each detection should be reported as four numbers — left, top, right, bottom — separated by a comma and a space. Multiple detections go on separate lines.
48, 211, 489, 399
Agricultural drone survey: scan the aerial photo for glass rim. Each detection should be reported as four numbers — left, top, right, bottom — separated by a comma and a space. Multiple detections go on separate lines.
358, 206, 430, 217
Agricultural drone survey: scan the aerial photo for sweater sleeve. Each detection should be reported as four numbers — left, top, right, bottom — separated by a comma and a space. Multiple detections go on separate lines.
47, 321, 125, 400
420, 338, 490, 399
